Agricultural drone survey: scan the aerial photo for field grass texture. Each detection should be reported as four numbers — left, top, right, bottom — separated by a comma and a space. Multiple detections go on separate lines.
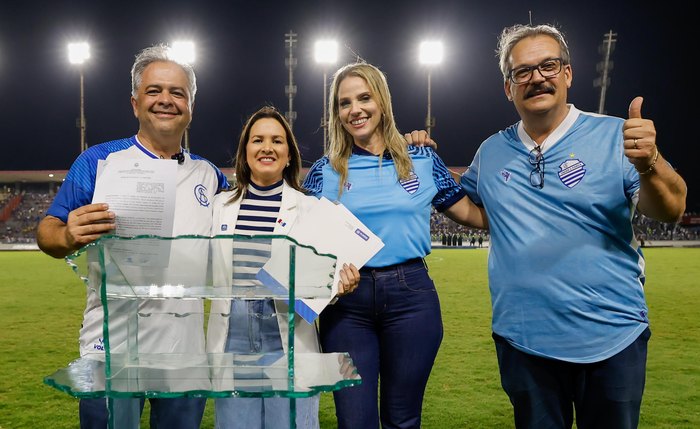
1, 248, 698, 428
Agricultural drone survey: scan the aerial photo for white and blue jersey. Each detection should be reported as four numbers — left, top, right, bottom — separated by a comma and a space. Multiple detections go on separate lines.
47, 135, 228, 226
46, 135, 229, 359
304, 145, 465, 267
460, 105, 647, 363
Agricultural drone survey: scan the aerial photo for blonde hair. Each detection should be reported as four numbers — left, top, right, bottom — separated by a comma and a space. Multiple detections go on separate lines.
327, 63, 413, 198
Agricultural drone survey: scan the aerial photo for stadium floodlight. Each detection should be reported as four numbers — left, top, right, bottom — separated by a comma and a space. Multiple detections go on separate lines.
169, 40, 196, 65
314, 40, 338, 64
68, 42, 90, 65
419, 41, 444, 137
419, 41, 444, 65
68, 42, 90, 153
169, 40, 195, 151
314, 40, 338, 152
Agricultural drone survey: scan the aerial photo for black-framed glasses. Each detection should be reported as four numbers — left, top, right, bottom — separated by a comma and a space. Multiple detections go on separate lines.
509, 58, 564, 84
528, 145, 545, 189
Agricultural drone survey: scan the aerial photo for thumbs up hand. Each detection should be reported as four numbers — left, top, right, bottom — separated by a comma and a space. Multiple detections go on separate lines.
623, 96, 658, 175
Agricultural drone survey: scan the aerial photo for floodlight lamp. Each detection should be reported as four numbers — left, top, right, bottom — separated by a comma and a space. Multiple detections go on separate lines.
314, 40, 338, 64
68, 42, 90, 65
419, 41, 443, 65
169, 41, 196, 65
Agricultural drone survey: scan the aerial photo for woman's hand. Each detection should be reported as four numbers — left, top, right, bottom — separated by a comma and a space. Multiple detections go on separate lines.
336, 263, 360, 296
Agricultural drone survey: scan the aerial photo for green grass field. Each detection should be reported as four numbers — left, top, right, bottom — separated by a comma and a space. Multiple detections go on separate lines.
1, 248, 698, 428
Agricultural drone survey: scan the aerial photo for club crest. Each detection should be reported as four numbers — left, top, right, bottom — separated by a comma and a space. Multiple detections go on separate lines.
558, 159, 586, 188
400, 172, 420, 194
194, 184, 210, 206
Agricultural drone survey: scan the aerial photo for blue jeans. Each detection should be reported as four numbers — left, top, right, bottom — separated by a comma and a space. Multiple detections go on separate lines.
215, 396, 319, 429
215, 299, 319, 429
320, 258, 443, 429
79, 397, 206, 429
494, 327, 650, 429
78, 357, 205, 429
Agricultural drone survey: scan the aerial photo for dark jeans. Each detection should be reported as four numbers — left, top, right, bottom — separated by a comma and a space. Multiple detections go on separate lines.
494, 327, 650, 429
79, 397, 206, 429
320, 258, 443, 429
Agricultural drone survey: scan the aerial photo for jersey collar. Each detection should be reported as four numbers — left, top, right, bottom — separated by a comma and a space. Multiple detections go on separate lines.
351, 144, 392, 160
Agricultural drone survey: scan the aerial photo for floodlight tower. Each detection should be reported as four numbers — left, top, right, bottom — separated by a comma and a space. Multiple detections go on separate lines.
594, 30, 617, 114
314, 40, 338, 153
419, 41, 443, 137
169, 41, 195, 151
68, 42, 90, 153
284, 31, 298, 129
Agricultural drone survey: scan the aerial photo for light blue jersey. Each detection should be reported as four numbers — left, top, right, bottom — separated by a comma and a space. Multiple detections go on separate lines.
304, 145, 465, 267
461, 105, 648, 363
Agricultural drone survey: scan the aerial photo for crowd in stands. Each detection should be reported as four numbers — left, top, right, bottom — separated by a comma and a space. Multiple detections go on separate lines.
0, 188, 698, 245
431, 207, 489, 247
634, 212, 699, 243
1, 188, 54, 243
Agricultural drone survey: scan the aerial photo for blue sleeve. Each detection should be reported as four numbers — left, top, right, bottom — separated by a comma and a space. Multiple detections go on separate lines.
214, 165, 230, 192
622, 146, 640, 202
46, 151, 99, 223
428, 148, 467, 212
190, 154, 230, 192
460, 148, 483, 207
302, 157, 329, 197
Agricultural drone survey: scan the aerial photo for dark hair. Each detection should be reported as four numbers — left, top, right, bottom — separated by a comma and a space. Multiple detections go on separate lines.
230, 106, 303, 201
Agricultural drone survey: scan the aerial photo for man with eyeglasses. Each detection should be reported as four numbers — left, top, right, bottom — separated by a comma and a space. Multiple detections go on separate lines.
458, 24, 687, 429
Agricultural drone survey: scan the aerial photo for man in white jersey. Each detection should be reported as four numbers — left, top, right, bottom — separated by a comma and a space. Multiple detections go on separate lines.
37, 44, 228, 429
459, 24, 686, 429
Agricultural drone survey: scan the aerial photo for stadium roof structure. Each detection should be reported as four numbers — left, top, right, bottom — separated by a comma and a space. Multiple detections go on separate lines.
0, 170, 68, 184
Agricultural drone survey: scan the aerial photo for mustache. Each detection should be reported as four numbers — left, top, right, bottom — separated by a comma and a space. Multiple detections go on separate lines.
525, 84, 555, 99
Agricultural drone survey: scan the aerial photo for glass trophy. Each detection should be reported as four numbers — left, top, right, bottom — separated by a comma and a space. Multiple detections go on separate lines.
45, 235, 361, 429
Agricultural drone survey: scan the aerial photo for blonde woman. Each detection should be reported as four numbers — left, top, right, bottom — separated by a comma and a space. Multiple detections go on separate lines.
303, 63, 486, 429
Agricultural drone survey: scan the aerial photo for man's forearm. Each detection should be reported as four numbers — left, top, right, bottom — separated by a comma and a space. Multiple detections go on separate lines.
36, 216, 74, 258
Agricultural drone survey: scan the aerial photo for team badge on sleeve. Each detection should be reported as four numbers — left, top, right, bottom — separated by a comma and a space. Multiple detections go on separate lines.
399, 172, 420, 194
558, 159, 586, 188
194, 184, 210, 206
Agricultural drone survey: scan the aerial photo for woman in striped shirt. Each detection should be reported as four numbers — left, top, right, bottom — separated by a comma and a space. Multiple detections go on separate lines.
207, 106, 360, 429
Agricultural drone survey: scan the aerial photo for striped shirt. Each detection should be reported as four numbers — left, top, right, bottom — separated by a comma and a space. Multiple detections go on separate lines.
232, 180, 283, 286
226, 180, 284, 354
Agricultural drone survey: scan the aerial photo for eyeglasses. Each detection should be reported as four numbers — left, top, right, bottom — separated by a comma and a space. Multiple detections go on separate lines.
508, 58, 564, 85
528, 145, 545, 189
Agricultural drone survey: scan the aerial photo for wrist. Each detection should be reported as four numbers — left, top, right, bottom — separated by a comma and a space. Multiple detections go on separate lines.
636, 147, 659, 176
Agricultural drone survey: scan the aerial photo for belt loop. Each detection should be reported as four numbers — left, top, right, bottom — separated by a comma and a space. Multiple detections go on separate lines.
397, 261, 405, 282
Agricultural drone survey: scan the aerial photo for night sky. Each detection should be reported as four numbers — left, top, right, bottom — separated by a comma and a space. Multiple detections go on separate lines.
1, 1, 694, 210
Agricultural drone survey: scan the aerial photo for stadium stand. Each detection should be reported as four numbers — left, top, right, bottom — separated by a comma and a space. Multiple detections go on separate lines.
1, 170, 697, 247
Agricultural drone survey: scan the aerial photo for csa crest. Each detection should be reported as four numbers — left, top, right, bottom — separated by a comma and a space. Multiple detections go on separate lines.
558, 159, 586, 188
399, 172, 420, 194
